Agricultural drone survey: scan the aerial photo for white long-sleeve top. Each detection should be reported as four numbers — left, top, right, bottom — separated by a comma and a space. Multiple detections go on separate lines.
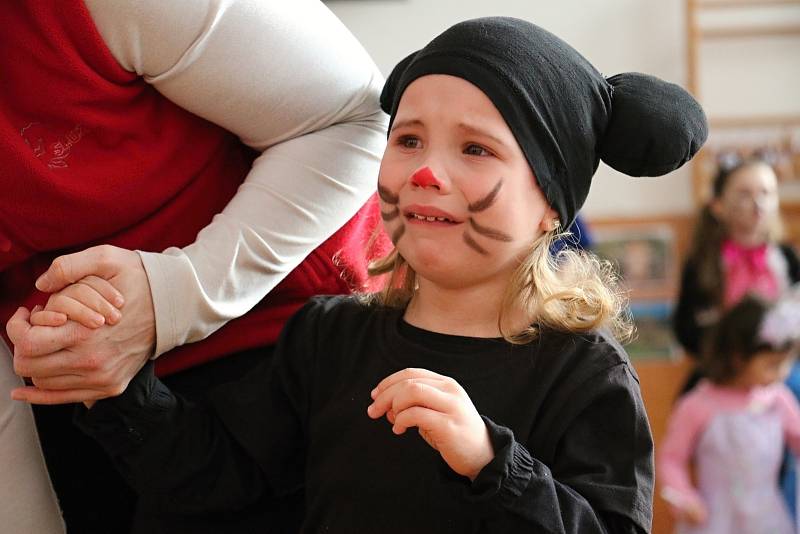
84, 0, 388, 357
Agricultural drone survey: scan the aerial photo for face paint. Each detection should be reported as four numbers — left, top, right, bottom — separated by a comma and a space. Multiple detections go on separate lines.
380, 172, 517, 255
467, 180, 503, 213
378, 181, 405, 244
378, 184, 400, 204
391, 225, 406, 245
461, 179, 514, 253
462, 231, 488, 255
468, 217, 512, 242
410, 166, 441, 189
381, 207, 400, 221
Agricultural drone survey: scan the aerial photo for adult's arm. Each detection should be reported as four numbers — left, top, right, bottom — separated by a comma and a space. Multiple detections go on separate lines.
85, 0, 387, 356
10, 0, 386, 403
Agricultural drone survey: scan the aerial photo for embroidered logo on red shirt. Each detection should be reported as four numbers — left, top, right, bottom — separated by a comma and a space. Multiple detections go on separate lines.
20, 122, 88, 169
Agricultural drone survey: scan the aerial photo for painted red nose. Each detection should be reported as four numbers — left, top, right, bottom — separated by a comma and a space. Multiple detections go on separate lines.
410, 166, 441, 189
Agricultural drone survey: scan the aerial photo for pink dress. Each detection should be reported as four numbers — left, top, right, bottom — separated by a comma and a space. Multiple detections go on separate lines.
658, 381, 800, 534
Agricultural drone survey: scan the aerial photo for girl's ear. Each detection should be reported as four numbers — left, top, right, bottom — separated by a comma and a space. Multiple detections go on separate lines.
539, 208, 560, 232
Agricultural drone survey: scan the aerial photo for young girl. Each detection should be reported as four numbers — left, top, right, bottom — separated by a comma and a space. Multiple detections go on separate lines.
673, 155, 800, 386
658, 294, 800, 533
15, 16, 707, 533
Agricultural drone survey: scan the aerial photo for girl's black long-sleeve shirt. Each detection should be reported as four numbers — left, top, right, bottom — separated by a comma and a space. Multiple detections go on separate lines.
76, 296, 654, 533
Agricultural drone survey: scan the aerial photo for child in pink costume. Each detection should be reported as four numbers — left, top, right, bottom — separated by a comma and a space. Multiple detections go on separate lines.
659, 292, 800, 533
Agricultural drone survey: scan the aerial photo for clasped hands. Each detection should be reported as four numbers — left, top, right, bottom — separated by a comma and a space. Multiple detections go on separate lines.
6, 245, 155, 405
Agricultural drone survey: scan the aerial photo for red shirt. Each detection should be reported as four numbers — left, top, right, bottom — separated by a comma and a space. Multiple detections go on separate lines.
0, 1, 386, 375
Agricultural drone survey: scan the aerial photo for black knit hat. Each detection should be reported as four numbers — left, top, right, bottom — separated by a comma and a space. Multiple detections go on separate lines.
380, 17, 708, 228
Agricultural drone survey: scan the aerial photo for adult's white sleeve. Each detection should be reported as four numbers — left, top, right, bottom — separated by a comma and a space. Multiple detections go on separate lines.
84, 0, 388, 357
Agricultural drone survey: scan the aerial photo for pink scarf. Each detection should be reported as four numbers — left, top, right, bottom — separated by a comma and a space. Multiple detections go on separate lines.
721, 239, 779, 308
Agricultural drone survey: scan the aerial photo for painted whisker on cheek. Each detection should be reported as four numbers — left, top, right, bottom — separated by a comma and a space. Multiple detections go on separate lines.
463, 232, 488, 255
378, 184, 400, 205
391, 225, 406, 245
468, 218, 512, 242
381, 207, 400, 221
467, 179, 503, 213
461, 178, 507, 254
378, 183, 404, 243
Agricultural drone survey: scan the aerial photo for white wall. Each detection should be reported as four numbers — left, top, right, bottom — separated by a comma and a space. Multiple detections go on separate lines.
326, 0, 800, 219
698, 5, 800, 118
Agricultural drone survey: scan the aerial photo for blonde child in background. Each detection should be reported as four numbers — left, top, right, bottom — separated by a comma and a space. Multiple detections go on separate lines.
659, 293, 800, 533
17, 16, 707, 533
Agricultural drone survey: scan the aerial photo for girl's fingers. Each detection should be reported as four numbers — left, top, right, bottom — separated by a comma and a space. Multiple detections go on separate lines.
391, 405, 446, 435
371, 368, 447, 399
60, 277, 123, 324
46, 293, 106, 328
367, 377, 454, 419
29, 310, 68, 327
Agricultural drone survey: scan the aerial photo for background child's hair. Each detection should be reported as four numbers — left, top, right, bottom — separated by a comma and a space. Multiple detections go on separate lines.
701, 295, 790, 383
365, 227, 633, 344
688, 156, 784, 306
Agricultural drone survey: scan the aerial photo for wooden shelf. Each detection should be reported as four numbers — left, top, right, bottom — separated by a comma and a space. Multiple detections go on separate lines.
708, 114, 800, 128
698, 0, 800, 8
701, 24, 800, 38
686, 0, 800, 206
686, 0, 800, 95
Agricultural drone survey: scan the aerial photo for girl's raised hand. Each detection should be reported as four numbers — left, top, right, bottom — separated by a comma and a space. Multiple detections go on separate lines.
367, 368, 494, 480
29, 275, 124, 329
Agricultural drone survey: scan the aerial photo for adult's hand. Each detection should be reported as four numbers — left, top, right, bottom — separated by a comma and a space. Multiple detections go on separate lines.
7, 245, 156, 404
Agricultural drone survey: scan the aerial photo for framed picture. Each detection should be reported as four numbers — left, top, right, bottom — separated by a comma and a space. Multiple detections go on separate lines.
592, 224, 679, 301
625, 300, 678, 361
589, 220, 684, 360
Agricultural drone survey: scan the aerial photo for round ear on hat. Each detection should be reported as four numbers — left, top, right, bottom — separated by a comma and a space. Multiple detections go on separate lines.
598, 72, 708, 177
380, 51, 419, 115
